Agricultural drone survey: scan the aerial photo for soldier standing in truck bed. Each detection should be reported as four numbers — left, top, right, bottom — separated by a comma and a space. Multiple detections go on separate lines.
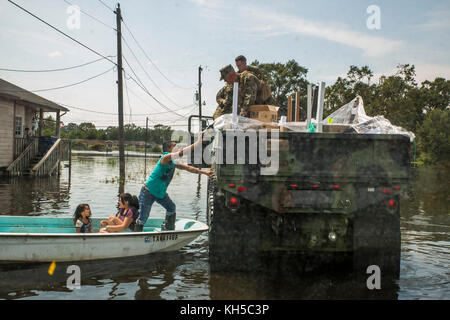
218, 64, 260, 117
235, 55, 276, 106
213, 82, 233, 120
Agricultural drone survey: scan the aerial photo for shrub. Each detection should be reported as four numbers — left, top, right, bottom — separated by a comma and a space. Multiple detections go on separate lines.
88, 143, 106, 151
71, 140, 88, 150
151, 145, 162, 153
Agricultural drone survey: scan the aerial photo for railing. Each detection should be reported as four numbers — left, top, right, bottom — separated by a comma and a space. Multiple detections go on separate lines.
6, 138, 39, 176
14, 137, 38, 158
31, 139, 71, 176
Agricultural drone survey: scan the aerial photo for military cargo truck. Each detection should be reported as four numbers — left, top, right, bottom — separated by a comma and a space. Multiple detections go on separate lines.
187, 116, 411, 276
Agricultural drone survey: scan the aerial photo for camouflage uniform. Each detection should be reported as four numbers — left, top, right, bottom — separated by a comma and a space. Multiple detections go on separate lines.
244, 65, 276, 106
217, 64, 267, 116
213, 83, 233, 119
246, 65, 264, 81
238, 70, 259, 114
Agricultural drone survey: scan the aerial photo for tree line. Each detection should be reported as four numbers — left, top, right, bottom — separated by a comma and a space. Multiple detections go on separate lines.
42, 121, 173, 145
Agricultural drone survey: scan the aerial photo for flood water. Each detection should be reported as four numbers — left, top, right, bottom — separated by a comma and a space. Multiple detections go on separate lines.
0, 155, 448, 300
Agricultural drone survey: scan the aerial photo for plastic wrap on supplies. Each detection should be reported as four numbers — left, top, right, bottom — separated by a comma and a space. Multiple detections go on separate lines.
324, 96, 415, 141
212, 97, 415, 141
213, 114, 279, 131
324, 96, 371, 124
351, 116, 415, 141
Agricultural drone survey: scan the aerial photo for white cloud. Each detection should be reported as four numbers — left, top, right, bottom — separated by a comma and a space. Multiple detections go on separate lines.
188, 0, 223, 9
241, 7, 403, 58
414, 63, 450, 83
414, 10, 450, 30
189, 1, 404, 57
48, 51, 62, 58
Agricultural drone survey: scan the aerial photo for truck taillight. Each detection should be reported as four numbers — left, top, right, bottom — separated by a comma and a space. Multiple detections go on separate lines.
228, 184, 235, 188
229, 197, 239, 207
313, 185, 319, 189
387, 199, 397, 208
237, 186, 246, 192
333, 185, 340, 189
394, 187, 400, 190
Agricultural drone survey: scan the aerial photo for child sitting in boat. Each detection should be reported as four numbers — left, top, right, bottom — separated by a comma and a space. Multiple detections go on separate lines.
73, 204, 94, 233
99, 193, 139, 233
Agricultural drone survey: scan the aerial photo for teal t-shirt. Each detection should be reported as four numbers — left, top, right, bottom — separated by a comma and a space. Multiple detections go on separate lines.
145, 152, 177, 199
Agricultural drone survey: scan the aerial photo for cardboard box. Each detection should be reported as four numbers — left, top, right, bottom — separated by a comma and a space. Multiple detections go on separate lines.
249, 105, 279, 123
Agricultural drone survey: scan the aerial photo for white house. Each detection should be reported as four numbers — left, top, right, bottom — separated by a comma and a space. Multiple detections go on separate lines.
0, 78, 69, 170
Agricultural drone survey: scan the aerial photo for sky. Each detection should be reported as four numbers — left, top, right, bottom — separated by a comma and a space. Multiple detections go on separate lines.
0, 0, 449, 130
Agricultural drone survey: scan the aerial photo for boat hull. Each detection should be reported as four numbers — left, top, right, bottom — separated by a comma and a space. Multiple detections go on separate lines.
0, 217, 208, 262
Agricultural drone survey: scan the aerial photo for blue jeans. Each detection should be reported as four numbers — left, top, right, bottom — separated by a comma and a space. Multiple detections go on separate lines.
137, 186, 176, 226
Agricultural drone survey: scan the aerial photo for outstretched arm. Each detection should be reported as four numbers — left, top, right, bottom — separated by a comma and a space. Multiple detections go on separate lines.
176, 162, 213, 177
161, 131, 204, 165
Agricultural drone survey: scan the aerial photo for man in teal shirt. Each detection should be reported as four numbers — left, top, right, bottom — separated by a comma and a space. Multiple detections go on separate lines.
135, 135, 212, 231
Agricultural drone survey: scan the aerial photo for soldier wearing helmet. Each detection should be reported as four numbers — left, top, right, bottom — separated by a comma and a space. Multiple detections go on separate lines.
218, 64, 259, 117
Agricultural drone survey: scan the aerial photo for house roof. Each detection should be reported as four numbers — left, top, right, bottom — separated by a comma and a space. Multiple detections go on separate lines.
0, 78, 69, 112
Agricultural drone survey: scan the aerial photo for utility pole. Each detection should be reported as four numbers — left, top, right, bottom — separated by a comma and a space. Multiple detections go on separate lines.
115, 3, 125, 193
198, 65, 203, 130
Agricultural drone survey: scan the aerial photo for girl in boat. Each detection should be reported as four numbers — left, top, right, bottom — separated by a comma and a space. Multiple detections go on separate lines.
99, 193, 140, 233
73, 204, 94, 233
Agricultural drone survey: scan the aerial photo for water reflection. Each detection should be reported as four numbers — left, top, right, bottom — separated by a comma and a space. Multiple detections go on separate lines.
398, 167, 450, 299
209, 269, 400, 300
0, 176, 70, 216
0, 156, 448, 299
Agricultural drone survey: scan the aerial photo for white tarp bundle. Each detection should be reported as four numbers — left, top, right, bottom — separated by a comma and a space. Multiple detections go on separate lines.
324, 96, 371, 124
324, 96, 415, 141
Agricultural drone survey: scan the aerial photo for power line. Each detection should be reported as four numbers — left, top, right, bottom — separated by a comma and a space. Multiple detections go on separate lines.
63, 0, 116, 31
7, 0, 196, 121
2, 67, 114, 93
121, 35, 188, 108
96, 0, 114, 13
8, 0, 117, 67
121, 19, 195, 90
0, 55, 115, 73
122, 55, 188, 119
59, 102, 194, 116
124, 75, 133, 125
124, 79, 197, 114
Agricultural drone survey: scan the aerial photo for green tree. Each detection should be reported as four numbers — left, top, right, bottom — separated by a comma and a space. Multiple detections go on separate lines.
324, 66, 377, 117
150, 124, 173, 144
420, 77, 450, 113
251, 59, 309, 112
417, 109, 450, 165
41, 115, 56, 136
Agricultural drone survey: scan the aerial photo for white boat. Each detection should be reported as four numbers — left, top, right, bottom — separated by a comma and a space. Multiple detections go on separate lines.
0, 216, 208, 262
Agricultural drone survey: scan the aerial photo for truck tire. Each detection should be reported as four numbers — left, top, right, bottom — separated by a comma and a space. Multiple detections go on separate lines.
209, 193, 264, 272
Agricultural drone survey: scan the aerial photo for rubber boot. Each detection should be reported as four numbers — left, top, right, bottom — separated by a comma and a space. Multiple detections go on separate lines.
134, 223, 143, 232
162, 212, 176, 231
